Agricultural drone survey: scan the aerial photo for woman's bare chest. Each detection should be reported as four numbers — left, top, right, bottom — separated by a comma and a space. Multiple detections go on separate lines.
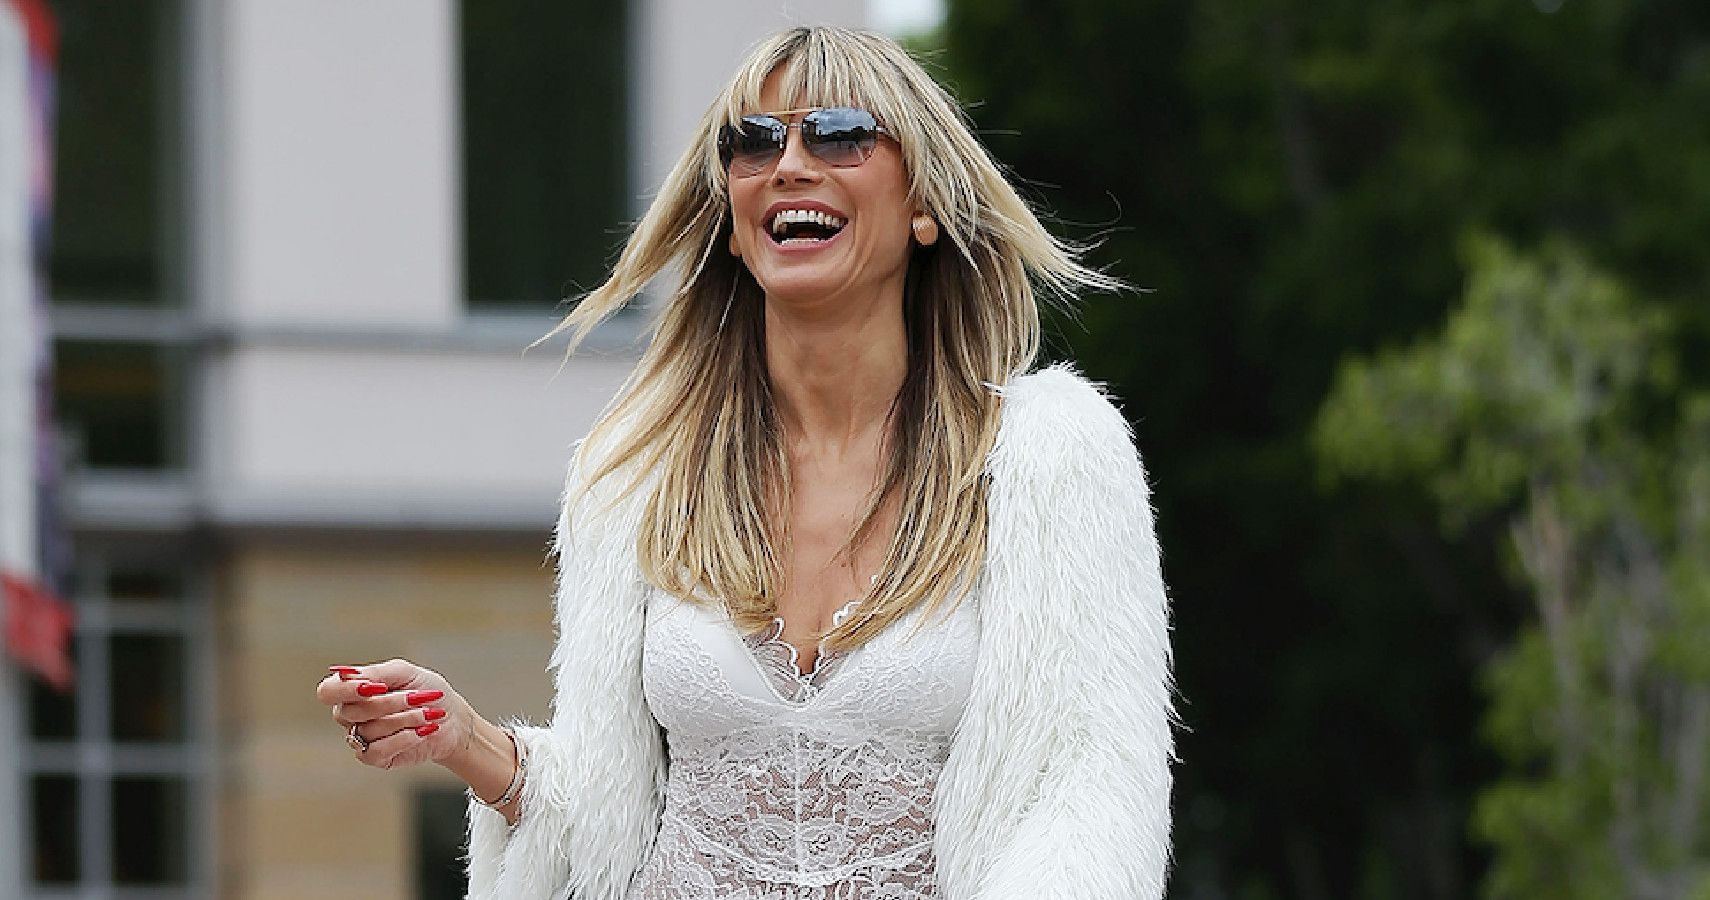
774, 468, 897, 670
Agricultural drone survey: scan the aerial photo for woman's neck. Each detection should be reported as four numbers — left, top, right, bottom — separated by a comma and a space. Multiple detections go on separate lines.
764, 296, 907, 462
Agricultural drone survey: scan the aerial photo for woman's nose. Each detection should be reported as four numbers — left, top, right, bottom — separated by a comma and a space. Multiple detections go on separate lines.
771, 127, 822, 184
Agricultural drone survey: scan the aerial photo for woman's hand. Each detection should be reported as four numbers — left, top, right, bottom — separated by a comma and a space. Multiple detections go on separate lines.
316, 658, 475, 770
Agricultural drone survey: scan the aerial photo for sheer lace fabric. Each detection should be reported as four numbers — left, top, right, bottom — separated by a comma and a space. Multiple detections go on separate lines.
629, 590, 979, 900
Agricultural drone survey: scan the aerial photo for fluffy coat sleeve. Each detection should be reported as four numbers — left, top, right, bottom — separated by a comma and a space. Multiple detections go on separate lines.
464, 447, 666, 900
934, 366, 1177, 899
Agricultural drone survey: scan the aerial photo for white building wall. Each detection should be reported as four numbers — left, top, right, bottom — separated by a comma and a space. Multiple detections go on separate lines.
211, 347, 635, 526
221, 0, 461, 330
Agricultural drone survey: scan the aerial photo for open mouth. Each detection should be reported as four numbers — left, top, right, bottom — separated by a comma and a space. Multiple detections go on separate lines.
768, 208, 848, 246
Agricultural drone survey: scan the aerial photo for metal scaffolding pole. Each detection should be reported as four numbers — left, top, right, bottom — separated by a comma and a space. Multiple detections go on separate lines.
1, 5, 38, 894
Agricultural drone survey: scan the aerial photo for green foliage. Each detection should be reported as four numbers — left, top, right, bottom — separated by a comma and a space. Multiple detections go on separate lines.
937, 0, 1710, 895
1316, 237, 1710, 899
1317, 236, 1673, 521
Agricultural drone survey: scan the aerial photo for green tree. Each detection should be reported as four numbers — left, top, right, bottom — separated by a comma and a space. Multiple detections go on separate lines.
933, 0, 1710, 895
1317, 236, 1710, 899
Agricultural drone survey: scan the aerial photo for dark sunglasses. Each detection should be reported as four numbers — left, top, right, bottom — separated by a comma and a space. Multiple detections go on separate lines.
717, 106, 891, 178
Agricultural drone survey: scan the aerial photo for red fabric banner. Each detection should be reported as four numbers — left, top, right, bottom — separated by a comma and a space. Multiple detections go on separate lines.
3, 569, 75, 692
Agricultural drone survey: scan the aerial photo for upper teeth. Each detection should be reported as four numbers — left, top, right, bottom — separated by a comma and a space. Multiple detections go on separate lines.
771, 208, 847, 235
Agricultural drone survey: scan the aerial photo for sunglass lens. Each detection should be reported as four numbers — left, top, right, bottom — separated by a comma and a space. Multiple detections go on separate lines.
806, 108, 881, 167
722, 117, 784, 176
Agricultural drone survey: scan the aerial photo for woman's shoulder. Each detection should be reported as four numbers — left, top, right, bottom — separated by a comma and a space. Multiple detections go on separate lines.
990, 363, 1140, 475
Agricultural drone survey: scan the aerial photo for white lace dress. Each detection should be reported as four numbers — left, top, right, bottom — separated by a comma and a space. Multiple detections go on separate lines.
628, 589, 980, 900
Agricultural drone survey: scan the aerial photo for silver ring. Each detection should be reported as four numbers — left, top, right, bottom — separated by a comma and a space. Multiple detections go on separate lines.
346, 723, 370, 753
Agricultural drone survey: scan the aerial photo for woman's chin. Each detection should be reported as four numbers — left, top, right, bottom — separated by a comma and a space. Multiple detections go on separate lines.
759, 283, 843, 310
753, 268, 855, 307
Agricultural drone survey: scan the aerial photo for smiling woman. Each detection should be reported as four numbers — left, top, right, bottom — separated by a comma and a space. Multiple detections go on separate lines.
722, 96, 918, 332
316, 25, 1176, 900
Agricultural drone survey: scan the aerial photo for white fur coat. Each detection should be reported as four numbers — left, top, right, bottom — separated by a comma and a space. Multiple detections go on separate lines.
465, 366, 1176, 899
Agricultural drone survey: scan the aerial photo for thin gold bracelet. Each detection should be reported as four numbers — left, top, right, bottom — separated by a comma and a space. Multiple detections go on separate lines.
470, 727, 527, 809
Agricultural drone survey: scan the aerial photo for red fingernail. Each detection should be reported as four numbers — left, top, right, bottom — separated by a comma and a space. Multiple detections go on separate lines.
415, 723, 440, 737
407, 690, 444, 706
356, 682, 389, 697
423, 707, 447, 721
328, 666, 360, 680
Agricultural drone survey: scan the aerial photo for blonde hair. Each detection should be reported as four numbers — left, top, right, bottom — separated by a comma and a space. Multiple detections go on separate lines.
539, 25, 1118, 650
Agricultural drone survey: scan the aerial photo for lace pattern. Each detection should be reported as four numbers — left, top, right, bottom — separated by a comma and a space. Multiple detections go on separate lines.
740, 598, 859, 702
629, 591, 979, 900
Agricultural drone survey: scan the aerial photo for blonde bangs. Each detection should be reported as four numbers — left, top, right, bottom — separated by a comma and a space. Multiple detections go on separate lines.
537, 26, 1119, 653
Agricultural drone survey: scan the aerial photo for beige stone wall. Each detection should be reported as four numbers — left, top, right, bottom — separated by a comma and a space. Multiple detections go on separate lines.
218, 535, 559, 900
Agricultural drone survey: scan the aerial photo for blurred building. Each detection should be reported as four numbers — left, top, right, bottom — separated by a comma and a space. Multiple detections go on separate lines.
2, 0, 875, 897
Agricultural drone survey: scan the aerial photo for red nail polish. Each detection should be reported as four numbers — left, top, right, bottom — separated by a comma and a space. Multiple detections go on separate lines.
423, 707, 447, 721
328, 666, 360, 680
407, 690, 444, 706
356, 682, 389, 697
416, 723, 440, 737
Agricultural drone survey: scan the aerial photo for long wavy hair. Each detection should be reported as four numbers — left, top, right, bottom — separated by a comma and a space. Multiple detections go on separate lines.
538, 25, 1117, 650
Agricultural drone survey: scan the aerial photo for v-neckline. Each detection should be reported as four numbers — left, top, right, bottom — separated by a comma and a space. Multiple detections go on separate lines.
733, 597, 864, 704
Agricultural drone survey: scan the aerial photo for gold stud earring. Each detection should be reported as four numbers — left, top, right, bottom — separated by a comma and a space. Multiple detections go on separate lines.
911, 214, 939, 247
729, 232, 742, 259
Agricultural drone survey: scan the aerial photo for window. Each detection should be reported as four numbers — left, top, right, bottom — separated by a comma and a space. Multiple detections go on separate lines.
52, 339, 188, 472
460, 0, 630, 309
25, 554, 209, 894
47, 0, 183, 309
28, 0, 206, 895
47, 0, 189, 476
